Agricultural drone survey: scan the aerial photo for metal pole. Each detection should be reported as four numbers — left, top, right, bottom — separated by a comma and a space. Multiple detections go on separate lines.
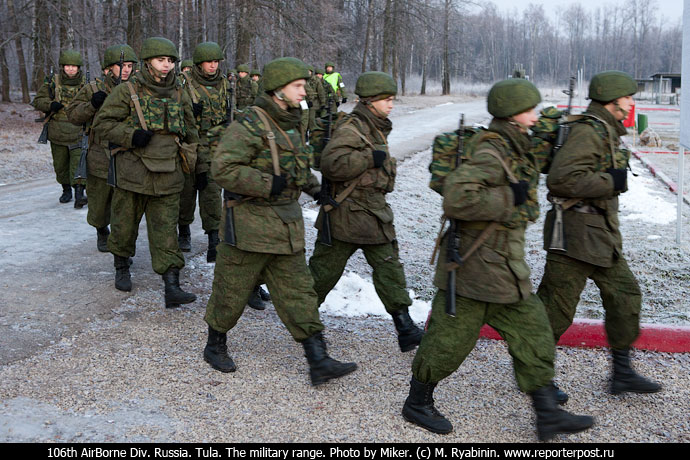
678, 147, 685, 245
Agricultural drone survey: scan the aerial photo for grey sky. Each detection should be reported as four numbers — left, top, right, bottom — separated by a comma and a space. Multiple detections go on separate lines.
477, 0, 684, 22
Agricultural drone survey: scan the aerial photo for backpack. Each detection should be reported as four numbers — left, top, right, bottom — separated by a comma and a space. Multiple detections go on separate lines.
531, 106, 585, 173
429, 126, 500, 195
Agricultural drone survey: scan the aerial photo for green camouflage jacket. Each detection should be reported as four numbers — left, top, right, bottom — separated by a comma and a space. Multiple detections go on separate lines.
92, 69, 199, 196
317, 102, 396, 245
32, 70, 85, 146
434, 119, 540, 304
182, 68, 229, 174
65, 73, 119, 179
544, 101, 631, 267
309, 75, 326, 110
212, 94, 320, 255
235, 75, 258, 110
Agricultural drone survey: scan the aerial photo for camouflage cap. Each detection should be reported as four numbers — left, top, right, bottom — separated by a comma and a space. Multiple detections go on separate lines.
355, 71, 397, 98
140, 37, 179, 61
193, 42, 224, 64
588, 71, 637, 103
59, 49, 83, 67
103, 44, 138, 69
180, 59, 194, 70
262, 57, 310, 92
487, 79, 542, 118
236, 64, 250, 73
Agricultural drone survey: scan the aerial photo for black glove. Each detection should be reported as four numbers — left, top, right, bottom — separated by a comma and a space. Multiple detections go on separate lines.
91, 91, 108, 109
194, 172, 208, 191
50, 101, 64, 113
372, 150, 387, 168
270, 174, 287, 196
307, 101, 314, 108
606, 168, 627, 191
193, 102, 203, 117
132, 129, 154, 148
341, 98, 348, 104
509, 180, 530, 206
314, 189, 338, 207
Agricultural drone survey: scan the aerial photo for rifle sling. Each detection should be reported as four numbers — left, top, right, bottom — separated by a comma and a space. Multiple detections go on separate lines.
252, 106, 287, 177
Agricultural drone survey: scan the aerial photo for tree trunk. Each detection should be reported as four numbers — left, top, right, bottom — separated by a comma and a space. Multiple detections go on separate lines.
7, 0, 30, 102
0, 45, 11, 102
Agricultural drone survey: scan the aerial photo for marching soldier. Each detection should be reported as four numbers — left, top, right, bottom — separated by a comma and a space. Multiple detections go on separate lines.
32, 49, 87, 206
66, 44, 138, 252
180, 59, 194, 74
401, 79, 593, 441
308, 67, 326, 131
92, 37, 199, 309
177, 42, 227, 263
202, 57, 357, 386
323, 61, 347, 107
309, 71, 424, 353
235, 64, 258, 111
537, 71, 662, 396
250, 69, 261, 84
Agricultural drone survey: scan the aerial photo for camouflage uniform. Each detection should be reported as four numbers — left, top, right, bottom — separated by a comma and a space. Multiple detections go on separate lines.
92, 37, 199, 308
323, 61, 348, 105
235, 64, 258, 111
308, 70, 326, 131
203, 58, 357, 386
32, 50, 85, 196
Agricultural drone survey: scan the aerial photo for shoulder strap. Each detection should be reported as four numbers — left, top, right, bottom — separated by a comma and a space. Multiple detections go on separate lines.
125, 81, 148, 130
251, 106, 283, 176
54, 74, 62, 103
472, 146, 518, 184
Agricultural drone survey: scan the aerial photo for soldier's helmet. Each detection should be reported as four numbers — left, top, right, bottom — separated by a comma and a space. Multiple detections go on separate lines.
314, 68, 325, 76
250, 69, 261, 77
325, 61, 335, 71
262, 58, 310, 92
180, 59, 194, 70
588, 71, 637, 103
487, 79, 542, 118
59, 50, 83, 67
103, 45, 138, 69
236, 64, 250, 73
355, 71, 397, 98
193, 42, 224, 65
140, 37, 179, 62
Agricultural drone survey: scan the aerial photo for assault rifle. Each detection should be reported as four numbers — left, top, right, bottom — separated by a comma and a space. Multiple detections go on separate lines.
107, 50, 125, 188
444, 114, 465, 317
222, 72, 239, 245
317, 90, 337, 246
226, 73, 236, 125
74, 70, 91, 181
37, 67, 55, 144
553, 76, 576, 153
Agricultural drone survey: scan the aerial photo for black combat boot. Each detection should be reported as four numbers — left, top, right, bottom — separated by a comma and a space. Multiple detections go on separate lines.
74, 185, 88, 209
206, 230, 219, 263
178, 224, 191, 252
302, 332, 357, 386
258, 285, 271, 302
551, 381, 569, 405
402, 377, 453, 434
59, 184, 72, 203
247, 285, 267, 310
203, 326, 237, 373
530, 384, 594, 441
114, 255, 132, 292
391, 309, 424, 352
162, 267, 197, 308
611, 348, 662, 395
96, 227, 110, 253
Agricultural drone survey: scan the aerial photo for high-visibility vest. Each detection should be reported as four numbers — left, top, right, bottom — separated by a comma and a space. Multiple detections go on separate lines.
324, 72, 343, 94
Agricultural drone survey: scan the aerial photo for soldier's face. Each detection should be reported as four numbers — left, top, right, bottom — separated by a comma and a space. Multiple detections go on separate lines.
326, 66, 334, 73
149, 57, 175, 76
63, 65, 79, 77
252, 75, 259, 81
239, 71, 248, 78
182, 67, 192, 73
511, 108, 538, 130
111, 62, 134, 81
370, 96, 395, 118
316, 73, 323, 79
280, 79, 307, 106
201, 60, 219, 75
614, 96, 635, 120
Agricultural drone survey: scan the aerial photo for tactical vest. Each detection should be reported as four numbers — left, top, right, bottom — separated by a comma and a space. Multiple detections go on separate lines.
185, 72, 229, 132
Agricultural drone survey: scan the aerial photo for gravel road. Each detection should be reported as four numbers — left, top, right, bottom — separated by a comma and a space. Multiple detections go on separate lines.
0, 96, 688, 443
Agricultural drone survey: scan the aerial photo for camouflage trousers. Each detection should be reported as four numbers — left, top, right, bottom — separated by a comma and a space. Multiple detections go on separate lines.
205, 244, 324, 341
50, 142, 84, 186
86, 175, 113, 229
108, 188, 185, 275
537, 253, 642, 350
412, 290, 555, 393
178, 172, 222, 232
309, 238, 412, 314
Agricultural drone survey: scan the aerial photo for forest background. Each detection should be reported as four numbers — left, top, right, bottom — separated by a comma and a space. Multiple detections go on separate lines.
0, 0, 683, 103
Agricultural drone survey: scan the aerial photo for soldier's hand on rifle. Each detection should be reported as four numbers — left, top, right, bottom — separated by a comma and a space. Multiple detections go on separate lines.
132, 129, 154, 148
606, 168, 627, 192
193, 102, 204, 118
314, 189, 338, 208
194, 172, 208, 191
50, 101, 64, 113
91, 91, 108, 109
270, 174, 287, 196
509, 180, 530, 206
372, 150, 387, 168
